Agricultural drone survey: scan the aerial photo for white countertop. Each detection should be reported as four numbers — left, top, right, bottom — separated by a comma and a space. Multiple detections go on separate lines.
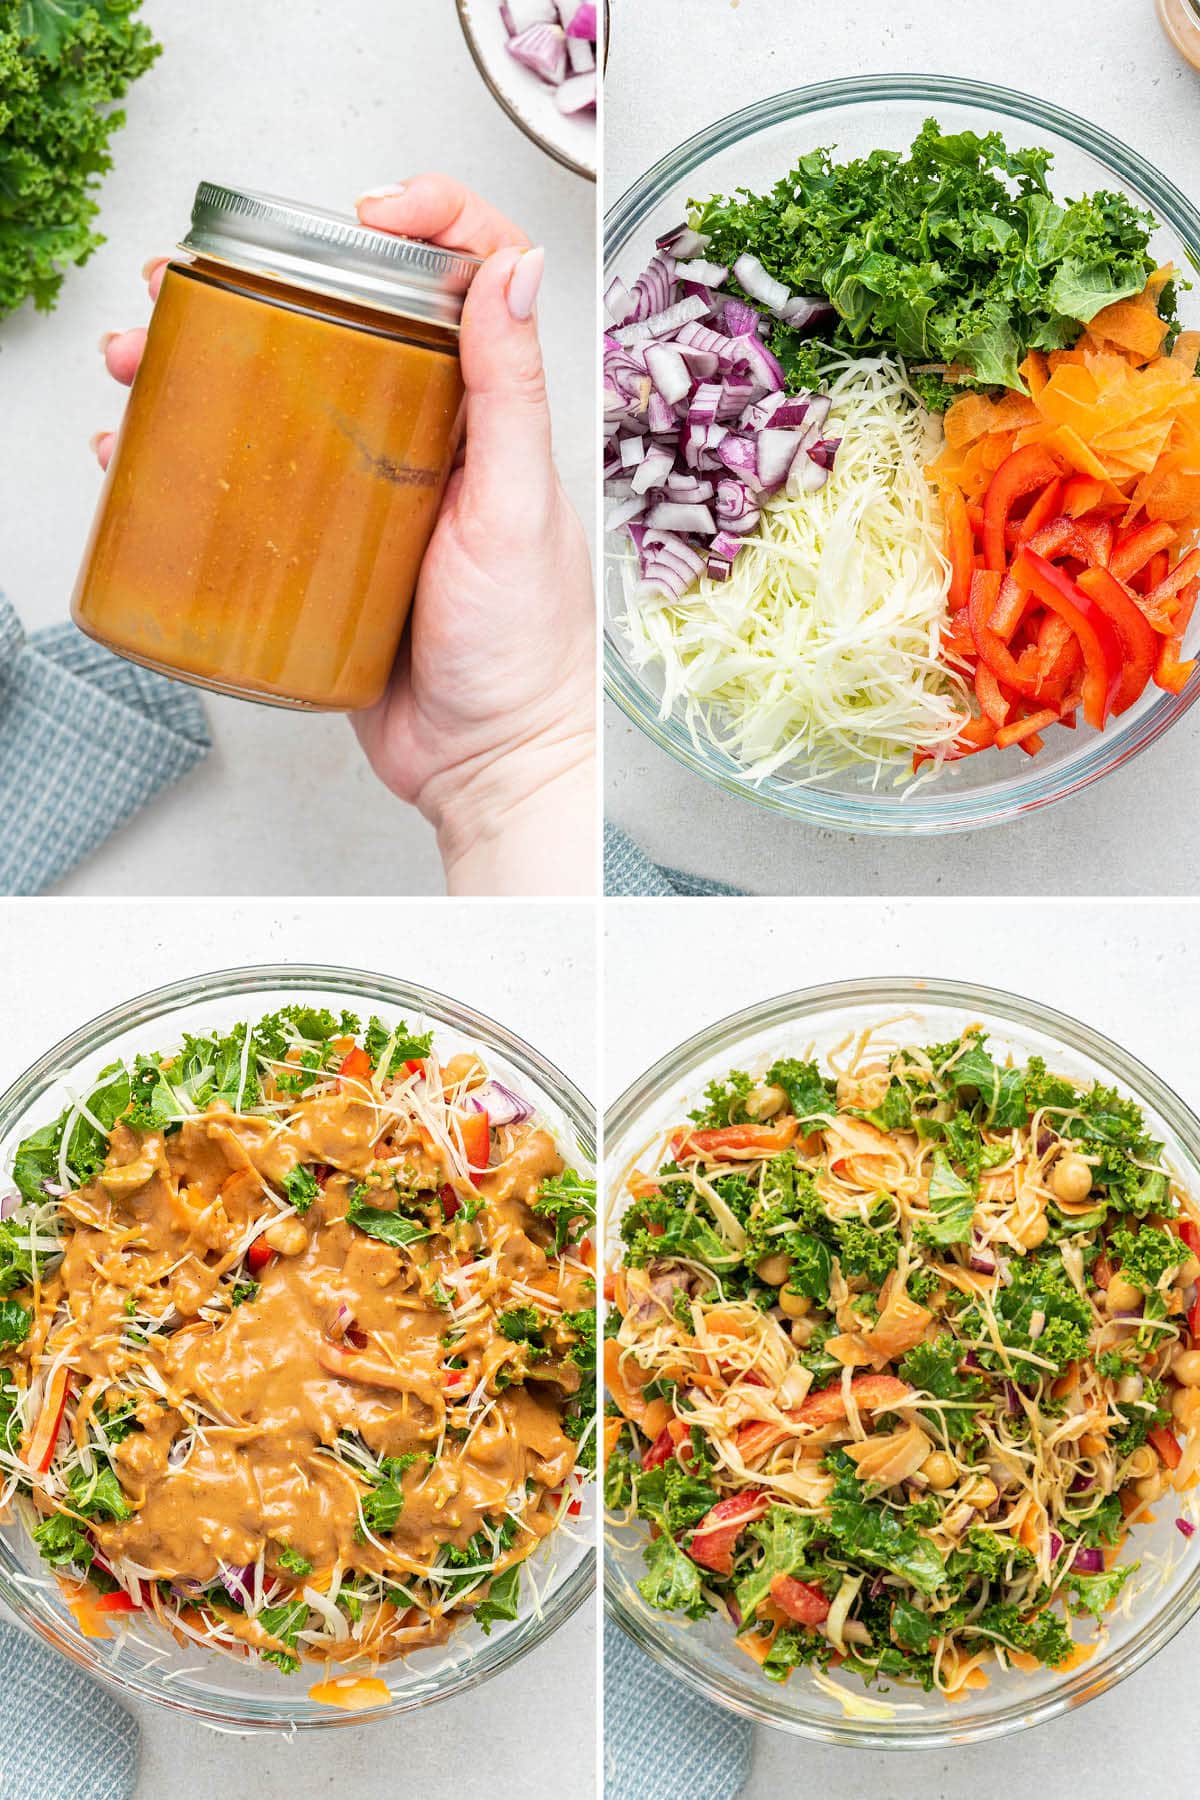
0, 900, 598, 1797
604, 894, 1200, 1795
0, 0, 595, 897
604, 0, 1200, 895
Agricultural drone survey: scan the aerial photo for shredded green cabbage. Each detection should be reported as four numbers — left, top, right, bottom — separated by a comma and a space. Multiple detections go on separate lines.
619, 353, 970, 786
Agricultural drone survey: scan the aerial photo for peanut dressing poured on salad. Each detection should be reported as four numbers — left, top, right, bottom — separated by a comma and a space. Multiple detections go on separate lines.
0, 1011, 596, 1672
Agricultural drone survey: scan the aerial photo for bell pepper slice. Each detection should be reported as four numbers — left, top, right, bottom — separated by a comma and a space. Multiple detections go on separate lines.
1155, 584, 1197, 695
1011, 550, 1123, 730
974, 662, 1011, 725
1144, 547, 1200, 616
671, 1118, 798, 1161
770, 1574, 831, 1626
995, 708, 1058, 750
943, 488, 975, 613
247, 1237, 275, 1275
93, 1589, 141, 1614
1149, 1425, 1182, 1471
968, 571, 1044, 699
982, 447, 1064, 573
336, 1046, 371, 1089
1110, 520, 1178, 583
1077, 565, 1158, 713
1011, 476, 1065, 546
26, 1366, 72, 1474
688, 1490, 770, 1575
458, 1109, 491, 1172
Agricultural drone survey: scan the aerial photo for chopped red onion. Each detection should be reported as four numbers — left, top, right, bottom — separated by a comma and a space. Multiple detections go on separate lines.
656, 224, 709, 260
1069, 1472, 1094, 1493
0, 1193, 18, 1221
706, 554, 732, 583
778, 295, 837, 331
646, 500, 718, 535
711, 530, 744, 562
1003, 1381, 1021, 1413
612, 295, 710, 347
1177, 1517, 1196, 1538
555, 70, 596, 113
506, 21, 568, 84
1071, 1546, 1104, 1573
603, 276, 635, 327
566, 33, 595, 72
722, 298, 761, 339
218, 1562, 257, 1607
503, 0, 556, 28
1048, 1530, 1064, 1559
677, 258, 729, 290
561, 0, 597, 37
756, 427, 806, 491
732, 253, 790, 313
470, 1081, 535, 1126
644, 343, 691, 406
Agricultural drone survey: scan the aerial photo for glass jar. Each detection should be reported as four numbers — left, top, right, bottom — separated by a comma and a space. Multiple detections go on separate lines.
71, 185, 478, 711
1157, 0, 1200, 69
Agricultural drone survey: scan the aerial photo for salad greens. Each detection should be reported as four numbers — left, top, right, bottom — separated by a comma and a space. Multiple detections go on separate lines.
693, 119, 1167, 407
608, 1026, 1195, 1694
0, 0, 161, 318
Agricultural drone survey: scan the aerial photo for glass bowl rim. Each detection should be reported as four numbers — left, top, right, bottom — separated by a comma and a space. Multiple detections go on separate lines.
604, 972, 1200, 1747
0, 961, 595, 1733
603, 72, 1200, 837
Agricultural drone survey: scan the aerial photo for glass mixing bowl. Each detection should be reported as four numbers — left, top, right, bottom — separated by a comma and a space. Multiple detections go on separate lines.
604, 976, 1200, 1745
0, 965, 595, 1731
604, 76, 1200, 834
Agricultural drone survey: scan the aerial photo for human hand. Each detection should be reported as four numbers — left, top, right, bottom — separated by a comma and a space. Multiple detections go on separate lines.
95, 173, 595, 896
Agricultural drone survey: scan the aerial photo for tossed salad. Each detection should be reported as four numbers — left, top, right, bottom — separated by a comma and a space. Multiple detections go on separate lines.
0, 1006, 595, 1701
605, 121, 1200, 784
605, 1025, 1200, 1697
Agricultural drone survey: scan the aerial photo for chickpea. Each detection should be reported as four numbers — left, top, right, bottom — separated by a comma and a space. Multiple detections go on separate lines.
789, 1316, 814, 1349
1106, 1273, 1143, 1313
1172, 1385, 1200, 1430
744, 1083, 788, 1121
920, 1451, 956, 1491
264, 1216, 308, 1257
1050, 1152, 1093, 1205
1135, 1469, 1167, 1504
1174, 1350, 1200, 1387
965, 1476, 999, 1511
779, 1288, 811, 1320
1126, 1445, 1158, 1480
755, 1252, 791, 1287
441, 1053, 487, 1091
1018, 1211, 1049, 1250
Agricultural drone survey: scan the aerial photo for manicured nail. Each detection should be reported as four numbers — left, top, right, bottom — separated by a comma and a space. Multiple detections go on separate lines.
98, 331, 116, 353
140, 256, 166, 280
88, 431, 107, 454
507, 246, 545, 321
356, 183, 406, 204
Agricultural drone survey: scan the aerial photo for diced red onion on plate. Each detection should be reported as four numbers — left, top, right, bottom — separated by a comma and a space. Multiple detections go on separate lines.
555, 71, 596, 113
500, 0, 597, 103
506, 21, 568, 84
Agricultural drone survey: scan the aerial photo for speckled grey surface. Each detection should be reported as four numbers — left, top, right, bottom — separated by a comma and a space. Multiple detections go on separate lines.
604, 0, 1200, 896
0, 0, 595, 896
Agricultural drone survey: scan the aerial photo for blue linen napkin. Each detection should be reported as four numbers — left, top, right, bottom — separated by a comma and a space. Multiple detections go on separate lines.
0, 595, 211, 895
0, 1620, 139, 1800
604, 823, 747, 898
605, 1627, 752, 1800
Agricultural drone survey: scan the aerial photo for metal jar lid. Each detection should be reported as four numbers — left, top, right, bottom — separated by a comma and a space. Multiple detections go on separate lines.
179, 183, 480, 329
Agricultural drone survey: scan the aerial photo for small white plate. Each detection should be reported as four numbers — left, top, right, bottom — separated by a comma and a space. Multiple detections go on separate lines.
457, 0, 600, 182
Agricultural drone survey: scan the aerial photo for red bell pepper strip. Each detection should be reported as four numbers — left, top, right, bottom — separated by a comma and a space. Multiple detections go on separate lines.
337, 1046, 371, 1089
912, 716, 996, 772
642, 1425, 678, 1471
1011, 550, 1123, 730
982, 447, 1063, 573
688, 1490, 770, 1576
1137, 549, 1171, 598
995, 707, 1058, 750
974, 662, 1011, 726
671, 1118, 798, 1161
1011, 476, 1066, 546
1110, 520, 1178, 584
439, 1183, 460, 1222
1175, 1218, 1200, 1260
247, 1236, 275, 1274
968, 571, 1044, 700
26, 1366, 72, 1474
93, 1590, 141, 1614
1071, 516, 1114, 569
793, 1373, 911, 1428
1144, 547, 1200, 616
1149, 1425, 1182, 1471
770, 1574, 831, 1625
1076, 566, 1158, 714
990, 572, 1033, 642
404, 1058, 425, 1077
943, 488, 975, 613
459, 1109, 491, 1172
1155, 584, 1198, 694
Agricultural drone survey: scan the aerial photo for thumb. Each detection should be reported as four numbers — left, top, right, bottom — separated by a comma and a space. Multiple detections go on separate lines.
458, 244, 554, 514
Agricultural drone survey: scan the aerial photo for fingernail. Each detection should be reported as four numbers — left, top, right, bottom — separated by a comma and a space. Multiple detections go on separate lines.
507, 246, 545, 322
98, 331, 116, 353
356, 183, 406, 204
140, 256, 165, 280
88, 431, 107, 455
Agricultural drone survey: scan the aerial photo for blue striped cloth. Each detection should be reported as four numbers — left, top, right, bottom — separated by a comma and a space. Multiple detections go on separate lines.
0, 595, 210, 895
604, 824, 746, 898
0, 1621, 138, 1799
605, 1628, 752, 1800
